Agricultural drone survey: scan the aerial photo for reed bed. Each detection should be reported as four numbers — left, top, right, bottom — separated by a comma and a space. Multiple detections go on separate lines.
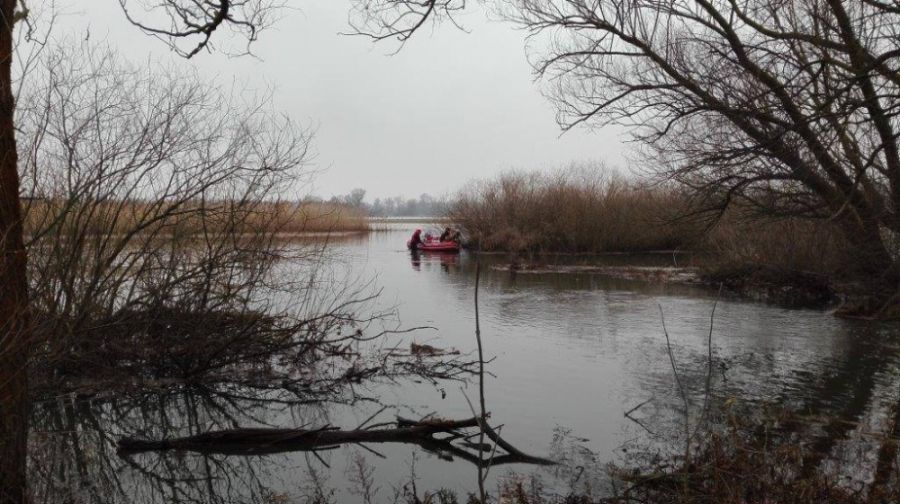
449, 166, 855, 284
449, 167, 704, 254
253, 201, 370, 234
23, 199, 370, 238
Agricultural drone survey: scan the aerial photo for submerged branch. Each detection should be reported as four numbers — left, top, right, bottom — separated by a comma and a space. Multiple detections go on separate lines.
117, 415, 556, 467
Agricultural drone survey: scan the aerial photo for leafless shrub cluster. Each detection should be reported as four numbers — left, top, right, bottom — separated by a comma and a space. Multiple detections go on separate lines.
16, 41, 302, 386
11, 41, 458, 406
450, 162, 864, 294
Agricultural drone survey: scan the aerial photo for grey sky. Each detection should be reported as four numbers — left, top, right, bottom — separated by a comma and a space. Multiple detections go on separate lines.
52, 1, 626, 200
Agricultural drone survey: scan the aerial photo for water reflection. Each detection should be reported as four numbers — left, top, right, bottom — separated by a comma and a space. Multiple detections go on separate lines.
32, 389, 308, 504
409, 250, 460, 273
31, 384, 553, 503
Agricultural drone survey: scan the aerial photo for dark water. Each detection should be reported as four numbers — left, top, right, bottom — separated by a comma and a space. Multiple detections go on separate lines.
33, 224, 900, 503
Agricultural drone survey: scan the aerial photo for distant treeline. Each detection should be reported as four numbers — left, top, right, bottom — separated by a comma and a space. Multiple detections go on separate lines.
311, 189, 448, 217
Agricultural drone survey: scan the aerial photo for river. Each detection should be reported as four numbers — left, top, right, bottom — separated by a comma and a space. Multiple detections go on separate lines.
32, 223, 900, 503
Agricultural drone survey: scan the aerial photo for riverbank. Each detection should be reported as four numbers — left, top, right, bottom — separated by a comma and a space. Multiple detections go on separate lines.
447, 166, 894, 314
490, 259, 838, 309
400, 400, 900, 503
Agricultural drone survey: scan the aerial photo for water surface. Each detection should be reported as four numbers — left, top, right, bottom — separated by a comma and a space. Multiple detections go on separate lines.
35, 224, 900, 502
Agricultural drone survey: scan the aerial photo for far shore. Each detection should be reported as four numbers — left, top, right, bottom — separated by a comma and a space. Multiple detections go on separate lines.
369, 216, 450, 224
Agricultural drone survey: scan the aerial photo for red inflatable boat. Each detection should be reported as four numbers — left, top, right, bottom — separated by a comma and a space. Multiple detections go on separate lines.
408, 238, 460, 252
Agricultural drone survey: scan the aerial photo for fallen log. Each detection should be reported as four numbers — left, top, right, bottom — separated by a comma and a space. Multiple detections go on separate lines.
118, 415, 555, 467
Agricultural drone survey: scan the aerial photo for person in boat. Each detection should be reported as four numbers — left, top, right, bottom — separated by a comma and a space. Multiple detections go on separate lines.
408, 229, 423, 250
439, 227, 462, 243
443, 227, 461, 244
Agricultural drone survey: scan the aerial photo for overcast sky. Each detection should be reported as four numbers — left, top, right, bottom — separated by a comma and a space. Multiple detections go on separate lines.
50, 1, 626, 200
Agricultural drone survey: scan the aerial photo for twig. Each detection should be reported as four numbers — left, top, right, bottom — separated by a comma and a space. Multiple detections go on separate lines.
625, 397, 654, 418
482, 424, 502, 480
658, 305, 689, 414
474, 259, 487, 503
658, 303, 691, 488
624, 397, 657, 435
357, 406, 389, 430
355, 442, 387, 459
699, 284, 723, 430
311, 449, 330, 468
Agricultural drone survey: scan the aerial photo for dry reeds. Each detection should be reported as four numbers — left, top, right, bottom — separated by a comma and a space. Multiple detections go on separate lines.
705, 209, 851, 278
604, 406, 895, 504
261, 201, 370, 233
450, 165, 703, 254
23, 199, 369, 239
450, 164, 857, 288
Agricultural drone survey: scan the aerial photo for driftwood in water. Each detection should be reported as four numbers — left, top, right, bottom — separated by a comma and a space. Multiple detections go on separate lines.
118, 415, 555, 467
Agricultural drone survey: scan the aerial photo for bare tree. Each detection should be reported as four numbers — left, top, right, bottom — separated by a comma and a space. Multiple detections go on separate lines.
17, 39, 310, 364
347, 0, 467, 45
118, 0, 284, 57
0, 2, 283, 499
506, 1, 900, 283
0, 2, 31, 500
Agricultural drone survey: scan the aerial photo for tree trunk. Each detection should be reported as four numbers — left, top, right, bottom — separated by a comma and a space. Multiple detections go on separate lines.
833, 211, 900, 319
0, 1, 28, 502
840, 214, 896, 281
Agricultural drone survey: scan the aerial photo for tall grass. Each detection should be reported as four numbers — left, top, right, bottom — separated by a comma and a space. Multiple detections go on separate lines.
269, 201, 370, 233
23, 199, 370, 238
449, 166, 703, 254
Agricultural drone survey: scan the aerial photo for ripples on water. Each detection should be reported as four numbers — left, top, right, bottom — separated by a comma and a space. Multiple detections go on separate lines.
33, 224, 900, 502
